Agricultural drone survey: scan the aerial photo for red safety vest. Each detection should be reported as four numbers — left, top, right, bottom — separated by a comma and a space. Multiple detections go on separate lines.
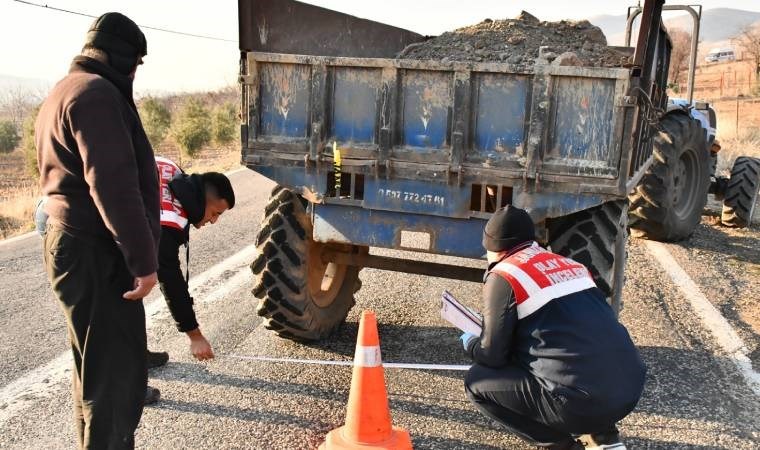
156, 156, 188, 231
489, 242, 597, 319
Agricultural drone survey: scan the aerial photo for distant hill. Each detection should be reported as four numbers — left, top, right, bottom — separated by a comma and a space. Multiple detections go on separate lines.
0, 74, 51, 93
590, 8, 760, 46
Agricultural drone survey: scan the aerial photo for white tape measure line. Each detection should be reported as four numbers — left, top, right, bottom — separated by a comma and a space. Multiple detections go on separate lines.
226, 354, 471, 371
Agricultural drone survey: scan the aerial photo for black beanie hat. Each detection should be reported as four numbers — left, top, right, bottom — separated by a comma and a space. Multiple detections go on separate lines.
84, 13, 147, 75
482, 205, 536, 252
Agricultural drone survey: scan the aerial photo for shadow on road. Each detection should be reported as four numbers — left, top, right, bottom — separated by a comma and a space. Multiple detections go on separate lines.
151, 337, 759, 448
149, 397, 330, 429
151, 362, 492, 431
678, 222, 760, 265
303, 322, 470, 367
634, 345, 757, 440
624, 436, 728, 450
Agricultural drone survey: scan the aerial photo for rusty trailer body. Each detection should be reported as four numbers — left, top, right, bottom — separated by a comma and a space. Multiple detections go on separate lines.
240, 0, 671, 339
240, 52, 646, 257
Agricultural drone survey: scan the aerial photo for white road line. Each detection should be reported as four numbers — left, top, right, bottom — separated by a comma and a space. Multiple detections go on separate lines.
0, 244, 258, 427
0, 231, 36, 248
225, 166, 247, 176
644, 240, 760, 397
226, 354, 471, 371
143, 244, 256, 325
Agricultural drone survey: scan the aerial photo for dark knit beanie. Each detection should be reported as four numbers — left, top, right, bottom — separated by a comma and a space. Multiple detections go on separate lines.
482, 206, 536, 252
84, 12, 147, 75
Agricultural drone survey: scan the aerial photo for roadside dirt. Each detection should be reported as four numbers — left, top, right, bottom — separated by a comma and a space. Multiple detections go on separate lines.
661, 207, 760, 370
401, 11, 629, 69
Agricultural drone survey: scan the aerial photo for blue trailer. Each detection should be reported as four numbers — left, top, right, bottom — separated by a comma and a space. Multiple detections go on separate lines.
237, 0, 727, 341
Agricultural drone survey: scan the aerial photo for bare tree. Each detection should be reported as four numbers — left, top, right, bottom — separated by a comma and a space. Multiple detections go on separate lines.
734, 24, 760, 76
0, 86, 43, 129
667, 28, 692, 86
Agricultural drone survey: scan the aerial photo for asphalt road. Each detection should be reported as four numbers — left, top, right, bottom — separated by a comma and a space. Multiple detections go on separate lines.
0, 168, 758, 449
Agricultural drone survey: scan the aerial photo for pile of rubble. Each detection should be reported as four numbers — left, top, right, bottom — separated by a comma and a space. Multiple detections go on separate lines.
400, 11, 629, 69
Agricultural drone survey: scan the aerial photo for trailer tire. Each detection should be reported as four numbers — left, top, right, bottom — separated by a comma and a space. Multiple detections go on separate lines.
548, 201, 628, 313
721, 156, 760, 228
251, 186, 363, 341
629, 113, 710, 241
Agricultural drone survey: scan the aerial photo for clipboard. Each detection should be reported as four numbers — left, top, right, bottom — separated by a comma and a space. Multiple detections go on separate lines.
441, 290, 483, 335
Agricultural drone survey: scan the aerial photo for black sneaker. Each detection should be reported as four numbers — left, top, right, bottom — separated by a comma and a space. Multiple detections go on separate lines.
579, 426, 626, 449
144, 386, 161, 405
146, 350, 169, 369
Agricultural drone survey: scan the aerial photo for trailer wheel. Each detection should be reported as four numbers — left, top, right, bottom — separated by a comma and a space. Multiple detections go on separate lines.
548, 201, 628, 313
721, 156, 760, 228
251, 186, 364, 341
629, 113, 710, 241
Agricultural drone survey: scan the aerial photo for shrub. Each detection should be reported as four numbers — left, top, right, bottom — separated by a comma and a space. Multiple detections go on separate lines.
212, 102, 238, 146
139, 97, 171, 147
171, 98, 211, 158
22, 106, 41, 179
0, 120, 20, 153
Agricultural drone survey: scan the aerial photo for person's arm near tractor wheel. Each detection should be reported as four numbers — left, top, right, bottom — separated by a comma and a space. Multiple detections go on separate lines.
157, 226, 213, 360
464, 274, 517, 368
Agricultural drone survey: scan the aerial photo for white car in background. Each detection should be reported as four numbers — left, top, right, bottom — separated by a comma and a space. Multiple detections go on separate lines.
705, 47, 736, 63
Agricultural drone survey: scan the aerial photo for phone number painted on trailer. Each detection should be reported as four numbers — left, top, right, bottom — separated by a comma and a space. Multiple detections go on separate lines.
377, 189, 446, 207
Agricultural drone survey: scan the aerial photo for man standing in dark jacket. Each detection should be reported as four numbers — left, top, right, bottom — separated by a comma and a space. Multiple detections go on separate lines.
150, 156, 235, 362
36, 13, 158, 449
462, 206, 646, 450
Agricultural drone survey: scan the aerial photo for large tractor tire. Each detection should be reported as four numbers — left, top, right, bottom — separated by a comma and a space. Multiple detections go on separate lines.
251, 186, 364, 341
721, 156, 760, 228
629, 113, 711, 241
548, 201, 628, 313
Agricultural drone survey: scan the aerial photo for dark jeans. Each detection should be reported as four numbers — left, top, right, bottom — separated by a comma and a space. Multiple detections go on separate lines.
44, 225, 147, 449
465, 363, 632, 447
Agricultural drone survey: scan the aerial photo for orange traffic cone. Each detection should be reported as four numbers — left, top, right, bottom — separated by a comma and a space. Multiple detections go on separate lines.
319, 310, 413, 450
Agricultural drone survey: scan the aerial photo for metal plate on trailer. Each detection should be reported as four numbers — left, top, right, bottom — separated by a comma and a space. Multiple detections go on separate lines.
331, 67, 381, 144
548, 76, 616, 163
400, 70, 453, 149
259, 63, 311, 138
470, 73, 531, 164
313, 203, 487, 258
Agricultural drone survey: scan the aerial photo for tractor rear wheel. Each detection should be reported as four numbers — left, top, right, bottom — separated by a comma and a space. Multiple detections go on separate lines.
629, 113, 710, 241
251, 186, 364, 341
721, 156, 760, 228
548, 201, 628, 313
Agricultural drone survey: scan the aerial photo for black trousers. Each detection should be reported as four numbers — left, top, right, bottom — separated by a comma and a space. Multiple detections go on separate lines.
44, 225, 147, 449
465, 363, 630, 447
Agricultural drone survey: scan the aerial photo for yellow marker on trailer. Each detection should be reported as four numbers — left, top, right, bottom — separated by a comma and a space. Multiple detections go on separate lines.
333, 141, 342, 195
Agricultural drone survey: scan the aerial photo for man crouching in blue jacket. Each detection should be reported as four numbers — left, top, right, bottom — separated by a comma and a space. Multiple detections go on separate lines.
462, 206, 646, 450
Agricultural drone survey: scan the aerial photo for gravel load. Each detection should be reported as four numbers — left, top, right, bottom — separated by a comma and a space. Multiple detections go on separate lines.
400, 11, 630, 69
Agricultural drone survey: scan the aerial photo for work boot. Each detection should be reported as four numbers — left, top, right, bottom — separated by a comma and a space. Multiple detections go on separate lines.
147, 349, 169, 369
579, 426, 626, 449
144, 386, 161, 405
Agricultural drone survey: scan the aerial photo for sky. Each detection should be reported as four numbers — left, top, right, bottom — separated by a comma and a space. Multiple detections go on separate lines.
2, 0, 760, 94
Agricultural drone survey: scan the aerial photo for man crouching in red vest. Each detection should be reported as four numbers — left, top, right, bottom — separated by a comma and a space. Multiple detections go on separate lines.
146, 157, 235, 391
461, 206, 646, 450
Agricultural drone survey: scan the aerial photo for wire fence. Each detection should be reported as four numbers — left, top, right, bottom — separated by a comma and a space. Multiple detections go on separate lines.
674, 68, 758, 100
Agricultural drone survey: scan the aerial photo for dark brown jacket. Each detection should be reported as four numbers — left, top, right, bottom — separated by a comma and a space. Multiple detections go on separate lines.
36, 56, 160, 277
